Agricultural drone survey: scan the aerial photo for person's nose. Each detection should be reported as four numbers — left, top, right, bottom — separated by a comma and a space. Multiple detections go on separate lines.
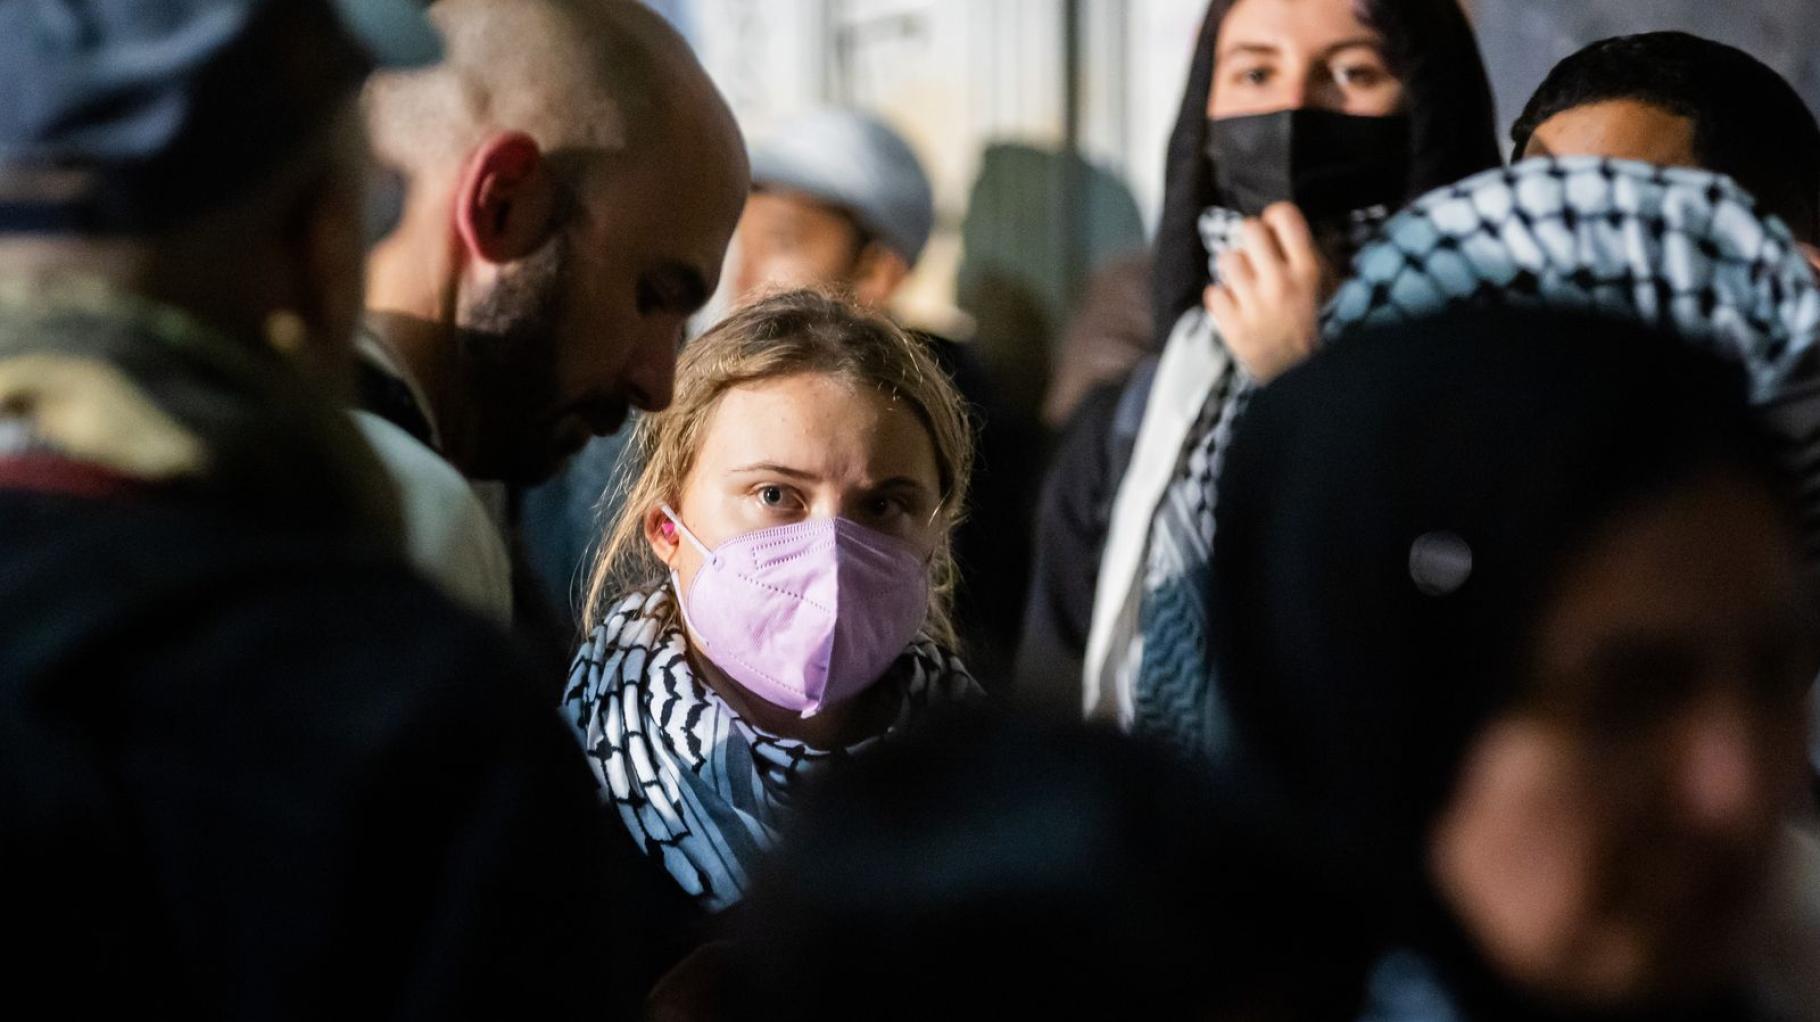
1283, 76, 1310, 110
624, 320, 680, 413
1305, 71, 1355, 113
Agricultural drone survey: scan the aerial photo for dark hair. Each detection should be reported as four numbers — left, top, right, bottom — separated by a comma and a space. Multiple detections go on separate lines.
1510, 31, 1820, 244
1151, 0, 1501, 341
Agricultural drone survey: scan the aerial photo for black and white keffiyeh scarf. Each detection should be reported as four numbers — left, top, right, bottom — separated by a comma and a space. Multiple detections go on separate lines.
1324, 157, 1820, 563
564, 587, 982, 912
1130, 205, 1389, 756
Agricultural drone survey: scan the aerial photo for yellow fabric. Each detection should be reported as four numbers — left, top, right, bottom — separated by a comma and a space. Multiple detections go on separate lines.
0, 353, 208, 479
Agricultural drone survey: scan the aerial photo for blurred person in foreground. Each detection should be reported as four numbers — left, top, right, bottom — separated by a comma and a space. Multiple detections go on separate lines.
1014, 0, 1500, 715
1325, 155, 1820, 820
358, 0, 748, 627
0, 1, 639, 1015
659, 712, 1334, 1022
1510, 31, 1820, 255
1211, 309, 1815, 1019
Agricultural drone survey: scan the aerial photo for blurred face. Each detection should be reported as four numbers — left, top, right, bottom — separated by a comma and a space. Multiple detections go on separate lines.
457, 118, 746, 485
733, 190, 865, 300
1207, 0, 1404, 119
1522, 99, 1698, 166
1432, 471, 1813, 1008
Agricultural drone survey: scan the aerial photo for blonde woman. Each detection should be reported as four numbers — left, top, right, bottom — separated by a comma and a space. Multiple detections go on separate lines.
564, 289, 982, 914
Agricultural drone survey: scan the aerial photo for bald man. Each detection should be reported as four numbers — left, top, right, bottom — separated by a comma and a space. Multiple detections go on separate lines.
362, 0, 747, 486
353, 0, 745, 624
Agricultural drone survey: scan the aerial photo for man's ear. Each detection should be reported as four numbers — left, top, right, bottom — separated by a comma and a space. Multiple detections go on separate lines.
454, 132, 557, 264
850, 241, 912, 310
1799, 242, 1820, 282
644, 504, 681, 566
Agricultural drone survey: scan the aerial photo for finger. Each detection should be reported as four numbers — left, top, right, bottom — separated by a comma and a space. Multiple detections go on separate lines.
1238, 218, 1290, 292
1260, 202, 1321, 284
1204, 284, 1243, 333
1217, 248, 1260, 294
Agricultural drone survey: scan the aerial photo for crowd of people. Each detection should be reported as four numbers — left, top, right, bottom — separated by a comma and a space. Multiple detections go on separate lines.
3, 0, 1819, 1018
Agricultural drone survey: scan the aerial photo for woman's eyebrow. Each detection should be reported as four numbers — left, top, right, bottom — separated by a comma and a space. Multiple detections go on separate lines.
1218, 41, 1280, 62
873, 476, 935, 495
727, 462, 817, 480
1320, 37, 1386, 59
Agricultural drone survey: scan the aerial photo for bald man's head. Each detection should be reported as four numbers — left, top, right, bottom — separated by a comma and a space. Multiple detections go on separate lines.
363, 0, 748, 485
368, 0, 721, 161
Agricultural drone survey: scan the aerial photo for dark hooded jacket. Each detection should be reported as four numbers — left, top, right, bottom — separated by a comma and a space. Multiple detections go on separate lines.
0, 291, 688, 1019
1207, 308, 1786, 1020
1013, 0, 1500, 706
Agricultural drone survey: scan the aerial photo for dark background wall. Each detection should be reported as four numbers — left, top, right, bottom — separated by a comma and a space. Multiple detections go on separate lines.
1474, 0, 1820, 148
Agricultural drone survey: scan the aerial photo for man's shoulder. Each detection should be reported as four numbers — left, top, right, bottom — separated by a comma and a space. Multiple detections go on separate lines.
352, 410, 514, 622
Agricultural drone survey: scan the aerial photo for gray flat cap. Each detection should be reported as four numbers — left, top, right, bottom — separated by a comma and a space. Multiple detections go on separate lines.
750, 109, 936, 266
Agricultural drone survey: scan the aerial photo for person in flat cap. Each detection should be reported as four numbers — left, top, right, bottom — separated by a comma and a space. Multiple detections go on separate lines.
733, 108, 938, 310
0, 2, 649, 1016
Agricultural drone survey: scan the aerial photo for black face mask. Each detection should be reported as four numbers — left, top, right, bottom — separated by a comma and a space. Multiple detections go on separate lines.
1205, 108, 1413, 223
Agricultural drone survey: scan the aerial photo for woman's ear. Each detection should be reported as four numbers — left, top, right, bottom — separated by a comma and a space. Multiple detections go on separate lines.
645, 504, 681, 566
454, 131, 557, 265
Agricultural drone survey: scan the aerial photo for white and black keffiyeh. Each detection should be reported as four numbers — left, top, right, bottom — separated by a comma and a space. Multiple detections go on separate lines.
1324, 157, 1820, 564
1130, 205, 1389, 756
563, 587, 981, 912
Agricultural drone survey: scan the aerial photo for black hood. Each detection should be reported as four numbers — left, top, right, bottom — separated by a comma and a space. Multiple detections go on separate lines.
1207, 308, 1787, 1016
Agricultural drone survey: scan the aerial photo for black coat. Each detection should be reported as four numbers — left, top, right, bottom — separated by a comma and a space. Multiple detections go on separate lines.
0, 483, 694, 1018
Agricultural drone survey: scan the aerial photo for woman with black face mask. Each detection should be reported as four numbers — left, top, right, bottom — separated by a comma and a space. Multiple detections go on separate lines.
1013, 0, 1499, 741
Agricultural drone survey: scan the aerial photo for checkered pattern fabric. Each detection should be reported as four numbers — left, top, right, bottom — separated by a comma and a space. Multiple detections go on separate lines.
1325, 157, 1820, 565
564, 587, 980, 912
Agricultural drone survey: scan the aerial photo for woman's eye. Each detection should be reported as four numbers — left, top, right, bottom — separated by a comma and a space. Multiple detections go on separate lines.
759, 485, 787, 507
858, 494, 912, 522
1337, 65, 1387, 88
1238, 66, 1272, 87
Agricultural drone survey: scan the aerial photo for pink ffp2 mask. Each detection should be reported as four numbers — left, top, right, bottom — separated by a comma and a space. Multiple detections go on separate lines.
662, 505, 931, 718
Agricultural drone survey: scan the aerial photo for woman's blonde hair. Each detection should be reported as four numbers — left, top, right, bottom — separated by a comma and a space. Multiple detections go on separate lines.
583, 288, 976, 648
